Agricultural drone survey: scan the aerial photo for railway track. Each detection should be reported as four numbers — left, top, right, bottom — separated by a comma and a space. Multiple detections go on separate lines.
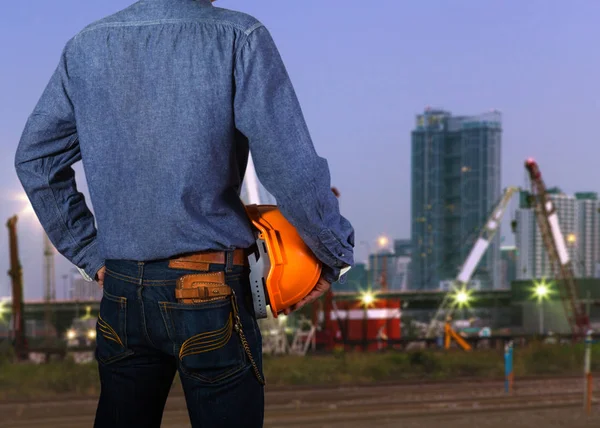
1, 376, 598, 427
265, 375, 599, 406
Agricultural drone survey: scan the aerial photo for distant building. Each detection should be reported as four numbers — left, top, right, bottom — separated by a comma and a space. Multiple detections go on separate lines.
410, 108, 502, 290
394, 239, 412, 257
575, 192, 600, 277
515, 189, 600, 279
515, 208, 535, 280
500, 246, 518, 288
70, 269, 102, 301
333, 263, 367, 292
368, 251, 410, 292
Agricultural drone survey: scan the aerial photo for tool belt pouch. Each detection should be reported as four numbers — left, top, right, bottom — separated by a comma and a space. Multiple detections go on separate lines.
175, 271, 231, 304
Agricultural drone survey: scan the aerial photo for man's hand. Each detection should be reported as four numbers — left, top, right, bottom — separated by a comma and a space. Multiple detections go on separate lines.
96, 266, 106, 289
282, 275, 331, 315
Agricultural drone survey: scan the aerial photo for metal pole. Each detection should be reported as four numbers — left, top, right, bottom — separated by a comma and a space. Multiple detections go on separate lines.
539, 300, 544, 335
504, 341, 514, 394
584, 331, 592, 415
586, 290, 591, 319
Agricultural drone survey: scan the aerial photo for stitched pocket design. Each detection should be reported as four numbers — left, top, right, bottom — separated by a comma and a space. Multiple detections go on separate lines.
179, 313, 233, 359
159, 298, 247, 384
95, 286, 133, 365
98, 314, 124, 347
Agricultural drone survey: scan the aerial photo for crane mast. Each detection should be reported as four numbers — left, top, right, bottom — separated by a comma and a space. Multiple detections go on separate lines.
426, 186, 520, 338
6, 216, 28, 360
524, 159, 589, 338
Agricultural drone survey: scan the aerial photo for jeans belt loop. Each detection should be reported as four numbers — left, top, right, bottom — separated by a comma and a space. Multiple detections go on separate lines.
225, 250, 233, 273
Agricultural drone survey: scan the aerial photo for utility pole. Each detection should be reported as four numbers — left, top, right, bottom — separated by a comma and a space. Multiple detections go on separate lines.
6, 216, 28, 360
43, 233, 56, 342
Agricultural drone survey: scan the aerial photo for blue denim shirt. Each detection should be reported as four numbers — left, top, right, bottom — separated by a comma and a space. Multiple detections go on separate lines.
14, 0, 354, 284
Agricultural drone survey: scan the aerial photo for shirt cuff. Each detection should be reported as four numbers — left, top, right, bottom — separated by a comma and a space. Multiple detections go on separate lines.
321, 264, 352, 284
74, 241, 105, 282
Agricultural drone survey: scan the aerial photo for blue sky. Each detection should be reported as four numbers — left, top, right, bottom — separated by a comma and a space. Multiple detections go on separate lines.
1, 0, 599, 299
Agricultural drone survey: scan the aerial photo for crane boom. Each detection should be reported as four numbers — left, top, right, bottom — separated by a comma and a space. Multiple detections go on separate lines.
426, 186, 519, 338
524, 159, 589, 338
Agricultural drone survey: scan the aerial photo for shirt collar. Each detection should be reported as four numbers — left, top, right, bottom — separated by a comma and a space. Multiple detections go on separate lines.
145, 0, 213, 5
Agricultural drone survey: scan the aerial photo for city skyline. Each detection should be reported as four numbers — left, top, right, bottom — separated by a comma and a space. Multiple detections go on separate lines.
516, 190, 600, 280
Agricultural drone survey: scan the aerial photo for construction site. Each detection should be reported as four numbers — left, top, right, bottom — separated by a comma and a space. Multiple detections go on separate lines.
2, 159, 600, 427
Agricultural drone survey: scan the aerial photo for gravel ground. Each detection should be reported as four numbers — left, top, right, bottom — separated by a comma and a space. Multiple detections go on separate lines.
1, 378, 598, 428
337, 408, 600, 428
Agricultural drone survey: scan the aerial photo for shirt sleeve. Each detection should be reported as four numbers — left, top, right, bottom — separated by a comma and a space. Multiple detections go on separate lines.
233, 24, 355, 281
14, 44, 104, 282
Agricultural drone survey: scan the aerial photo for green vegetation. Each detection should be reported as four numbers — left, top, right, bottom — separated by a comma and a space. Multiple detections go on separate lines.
1, 342, 599, 400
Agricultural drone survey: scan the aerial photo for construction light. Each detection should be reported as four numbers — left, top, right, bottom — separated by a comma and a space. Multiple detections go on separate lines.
451, 286, 472, 308
531, 278, 553, 302
567, 233, 576, 244
0, 299, 7, 323
66, 329, 76, 340
535, 283, 548, 298
360, 291, 376, 307
456, 291, 469, 304
377, 236, 389, 248
87, 329, 96, 340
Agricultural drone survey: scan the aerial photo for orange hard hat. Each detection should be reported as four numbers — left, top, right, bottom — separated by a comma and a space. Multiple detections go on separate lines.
245, 204, 322, 318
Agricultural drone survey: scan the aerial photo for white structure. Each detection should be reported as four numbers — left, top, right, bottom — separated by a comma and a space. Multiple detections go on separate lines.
516, 191, 600, 279
240, 154, 276, 205
70, 269, 102, 301
575, 194, 600, 277
515, 209, 535, 280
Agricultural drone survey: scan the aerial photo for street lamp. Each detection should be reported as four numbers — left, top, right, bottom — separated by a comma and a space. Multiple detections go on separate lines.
360, 291, 375, 307
533, 279, 551, 335
451, 286, 472, 309
455, 291, 469, 305
377, 235, 390, 249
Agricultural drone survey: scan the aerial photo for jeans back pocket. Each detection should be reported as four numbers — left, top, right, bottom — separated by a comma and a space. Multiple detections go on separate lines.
96, 288, 134, 365
159, 298, 247, 384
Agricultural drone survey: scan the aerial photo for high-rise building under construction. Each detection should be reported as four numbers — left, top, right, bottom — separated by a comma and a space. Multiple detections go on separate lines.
410, 108, 502, 290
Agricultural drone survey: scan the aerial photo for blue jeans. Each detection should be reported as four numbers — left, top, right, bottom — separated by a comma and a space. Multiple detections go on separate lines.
93, 257, 265, 428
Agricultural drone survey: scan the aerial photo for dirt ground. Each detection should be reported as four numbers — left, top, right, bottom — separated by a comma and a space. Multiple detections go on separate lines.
1, 379, 599, 428
284, 408, 600, 428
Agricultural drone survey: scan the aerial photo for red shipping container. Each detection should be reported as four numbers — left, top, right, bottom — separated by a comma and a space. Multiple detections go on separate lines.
319, 298, 401, 351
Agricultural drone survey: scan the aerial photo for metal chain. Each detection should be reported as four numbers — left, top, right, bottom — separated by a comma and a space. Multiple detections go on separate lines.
231, 292, 265, 386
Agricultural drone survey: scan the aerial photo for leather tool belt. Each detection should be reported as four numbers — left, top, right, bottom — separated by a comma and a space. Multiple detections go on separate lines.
168, 249, 247, 271
175, 271, 231, 304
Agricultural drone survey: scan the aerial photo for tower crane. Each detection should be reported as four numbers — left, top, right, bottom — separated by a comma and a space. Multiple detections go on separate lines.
425, 186, 520, 341
524, 159, 590, 338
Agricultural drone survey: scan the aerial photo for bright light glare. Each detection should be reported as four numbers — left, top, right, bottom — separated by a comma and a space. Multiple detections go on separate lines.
567, 234, 576, 244
360, 291, 375, 306
455, 291, 469, 304
0, 300, 7, 323
12, 193, 35, 216
451, 286, 472, 308
66, 329, 76, 340
531, 279, 553, 302
377, 236, 389, 248
535, 284, 548, 297
87, 329, 96, 340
